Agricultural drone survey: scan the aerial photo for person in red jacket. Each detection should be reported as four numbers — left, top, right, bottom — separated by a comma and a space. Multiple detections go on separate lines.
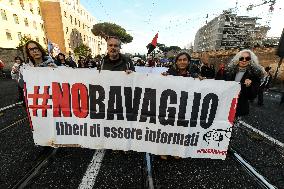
0, 59, 5, 78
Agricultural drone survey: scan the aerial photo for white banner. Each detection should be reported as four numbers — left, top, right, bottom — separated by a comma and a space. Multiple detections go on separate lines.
23, 67, 240, 159
134, 66, 168, 74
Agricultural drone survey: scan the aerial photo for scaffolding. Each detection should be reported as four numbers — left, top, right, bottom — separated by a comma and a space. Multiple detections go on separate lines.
193, 9, 270, 52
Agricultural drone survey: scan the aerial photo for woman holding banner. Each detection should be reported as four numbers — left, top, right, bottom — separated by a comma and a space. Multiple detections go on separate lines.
161, 52, 200, 160
225, 49, 263, 117
18, 41, 57, 105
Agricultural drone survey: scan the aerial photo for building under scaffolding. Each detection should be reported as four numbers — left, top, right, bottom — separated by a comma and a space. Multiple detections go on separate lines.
193, 9, 270, 52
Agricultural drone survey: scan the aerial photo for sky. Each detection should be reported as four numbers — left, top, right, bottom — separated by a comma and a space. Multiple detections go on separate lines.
80, 0, 284, 54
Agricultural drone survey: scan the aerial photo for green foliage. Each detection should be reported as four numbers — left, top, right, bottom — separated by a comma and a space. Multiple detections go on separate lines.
156, 43, 181, 53
16, 35, 31, 49
74, 44, 91, 58
92, 22, 133, 44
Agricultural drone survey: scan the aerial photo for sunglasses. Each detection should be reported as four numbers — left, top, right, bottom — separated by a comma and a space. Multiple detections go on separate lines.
239, 56, 251, 61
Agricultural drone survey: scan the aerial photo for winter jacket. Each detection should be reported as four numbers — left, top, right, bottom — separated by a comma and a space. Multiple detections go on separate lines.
167, 63, 200, 78
101, 54, 135, 71
18, 56, 56, 88
225, 66, 262, 116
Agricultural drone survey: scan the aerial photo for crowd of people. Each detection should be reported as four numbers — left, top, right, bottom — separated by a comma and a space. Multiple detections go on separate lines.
4, 37, 283, 160
8, 38, 280, 109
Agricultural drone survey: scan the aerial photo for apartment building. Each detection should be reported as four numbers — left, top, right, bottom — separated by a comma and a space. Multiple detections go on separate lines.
40, 0, 106, 56
0, 0, 47, 48
194, 9, 270, 52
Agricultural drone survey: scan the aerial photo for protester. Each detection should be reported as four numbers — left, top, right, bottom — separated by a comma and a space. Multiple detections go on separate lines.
100, 36, 135, 72
11, 56, 25, 101
215, 63, 226, 80
77, 57, 85, 68
200, 54, 215, 79
24, 40, 57, 67
162, 52, 200, 79
280, 91, 284, 105
257, 66, 272, 106
99, 36, 135, 154
85, 55, 96, 68
66, 51, 76, 66
55, 53, 76, 68
0, 59, 5, 78
18, 40, 57, 104
160, 52, 201, 160
225, 49, 263, 117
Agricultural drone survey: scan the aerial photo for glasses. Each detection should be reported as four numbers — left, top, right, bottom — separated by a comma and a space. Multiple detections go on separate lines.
239, 56, 251, 61
28, 47, 40, 52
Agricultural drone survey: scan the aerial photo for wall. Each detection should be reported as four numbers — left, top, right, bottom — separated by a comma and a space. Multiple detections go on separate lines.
0, 48, 24, 71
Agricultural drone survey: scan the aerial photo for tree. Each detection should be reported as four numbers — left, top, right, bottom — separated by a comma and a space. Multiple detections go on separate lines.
92, 22, 133, 44
17, 35, 32, 60
156, 43, 181, 53
74, 44, 91, 58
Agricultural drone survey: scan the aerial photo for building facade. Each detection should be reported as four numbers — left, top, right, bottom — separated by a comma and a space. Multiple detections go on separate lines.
194, 9, 270, 52
0, 0, 47, 48
40, 0, 106, 56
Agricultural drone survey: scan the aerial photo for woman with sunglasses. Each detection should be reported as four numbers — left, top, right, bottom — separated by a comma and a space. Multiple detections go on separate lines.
225, 49, 263, 117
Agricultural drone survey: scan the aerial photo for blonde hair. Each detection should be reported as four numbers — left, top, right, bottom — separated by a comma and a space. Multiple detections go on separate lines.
227, 49, 263, 75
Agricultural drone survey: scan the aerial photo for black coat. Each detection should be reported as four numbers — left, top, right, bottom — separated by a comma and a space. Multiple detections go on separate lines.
225, 67, 261, 117
101, 54, 135, 71
201, 65, 215, 79
167, 64, 200, 78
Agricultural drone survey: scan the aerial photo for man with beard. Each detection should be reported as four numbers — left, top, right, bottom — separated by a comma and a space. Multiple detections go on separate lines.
100, 36, 135, 72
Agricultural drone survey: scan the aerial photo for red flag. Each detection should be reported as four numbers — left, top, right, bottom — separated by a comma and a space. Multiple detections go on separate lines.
151, 33, 158, 47
147, 33, 158, 55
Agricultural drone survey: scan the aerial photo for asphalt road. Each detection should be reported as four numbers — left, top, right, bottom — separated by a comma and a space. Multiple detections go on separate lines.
0, 78, 283, 189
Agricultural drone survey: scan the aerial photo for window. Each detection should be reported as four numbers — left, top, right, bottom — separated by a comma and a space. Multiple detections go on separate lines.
66, 27, 68, 34
64, 11, 67, 17
43, 37, 46, 44
41, 23, 44, 31
37, 7, 41, 15
24, 18, 29, 26
17, 32, 22, 40
20, 0, 25, 9
1, 9, 7, 20
83, 24, 85, 29
75, 18, 77, 25
33, 21, 37, 29
13, 14, 19, 24
78, 20, 80, 27
6, 31, 12, 40
70, 15, 72, 24
35, 37, 39, 42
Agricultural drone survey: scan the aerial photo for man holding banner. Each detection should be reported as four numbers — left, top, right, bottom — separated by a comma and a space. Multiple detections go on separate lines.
100, 36, 135, 72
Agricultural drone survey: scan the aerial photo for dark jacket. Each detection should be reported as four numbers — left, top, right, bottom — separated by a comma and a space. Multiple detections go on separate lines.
167, 64, 200, 78
201, 65, 215, 79
101, 54, 135, 71
55, 60, 77, 68
225, 66, 261, 116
